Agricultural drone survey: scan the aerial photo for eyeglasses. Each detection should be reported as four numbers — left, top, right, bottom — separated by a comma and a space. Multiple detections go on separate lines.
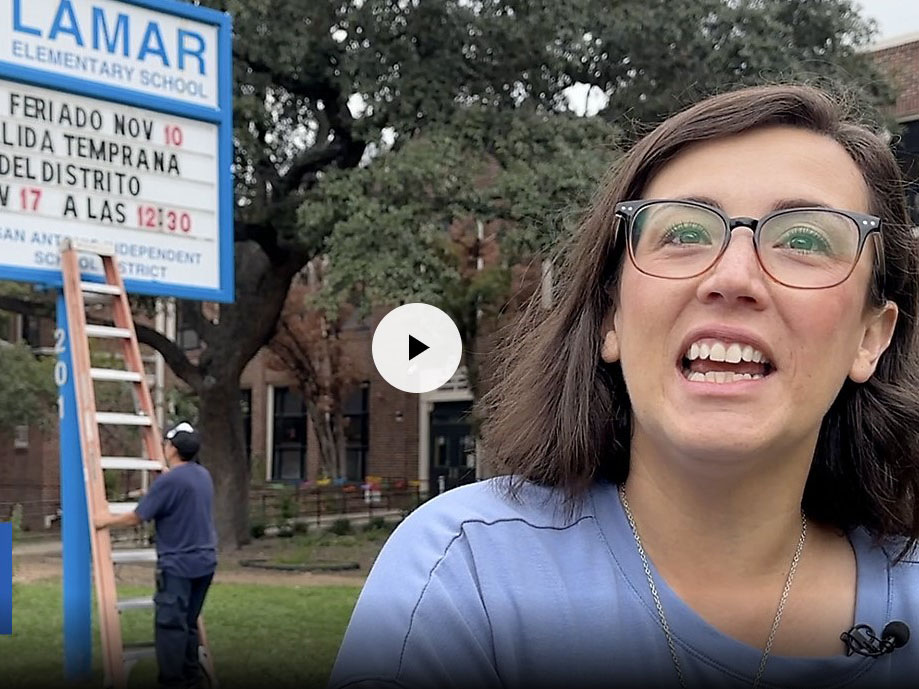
614, 199, 884, 290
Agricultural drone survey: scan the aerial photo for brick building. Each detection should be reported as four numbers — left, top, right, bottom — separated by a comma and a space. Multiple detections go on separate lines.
0, 424, 59, 531
872, 33, 919, 224
0, 312, 58, 530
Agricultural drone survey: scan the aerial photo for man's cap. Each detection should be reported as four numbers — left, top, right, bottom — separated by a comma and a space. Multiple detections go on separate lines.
164, 421, 200, 459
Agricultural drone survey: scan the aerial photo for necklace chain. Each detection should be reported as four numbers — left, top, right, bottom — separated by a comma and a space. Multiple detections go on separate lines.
618, 486, 807, 689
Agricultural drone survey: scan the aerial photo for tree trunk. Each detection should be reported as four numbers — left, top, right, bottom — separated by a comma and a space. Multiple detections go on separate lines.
333, 410, 347, 479
305, 399, 340, 480
191, 243, 308, 549
198, 380, 250, 548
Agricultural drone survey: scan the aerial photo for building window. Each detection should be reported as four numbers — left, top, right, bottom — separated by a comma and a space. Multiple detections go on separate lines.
342, 382, 369, 482
0, 311, 13, 343
175, 305, 201, 351
20, 314, 41, 347
240, 389, 252, 463
13, 425, 29, 450
176, 329, 200, 350
272, 387, 306, 482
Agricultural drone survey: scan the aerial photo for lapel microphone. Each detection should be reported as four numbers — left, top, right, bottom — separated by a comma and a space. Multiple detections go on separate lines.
840, 622, 911, 658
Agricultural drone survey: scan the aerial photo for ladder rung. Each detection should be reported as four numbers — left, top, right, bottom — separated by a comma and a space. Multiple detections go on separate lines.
86, 325, 132, 339
80, 282, 121, 296
91, 368, 143, 383
62, 238, 116, 256
102, 457, 164, 471
96, 412, 153, 426
107, 502, 139, 515
111, 549, 157, 564
117, 596, 154, 612
122, 643, 157, 662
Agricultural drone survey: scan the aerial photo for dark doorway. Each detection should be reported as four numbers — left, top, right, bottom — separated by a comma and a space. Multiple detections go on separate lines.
429, 400, 476, 494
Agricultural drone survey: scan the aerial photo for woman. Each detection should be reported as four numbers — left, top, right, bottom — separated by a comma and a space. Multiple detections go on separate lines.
329, 84, 919, 689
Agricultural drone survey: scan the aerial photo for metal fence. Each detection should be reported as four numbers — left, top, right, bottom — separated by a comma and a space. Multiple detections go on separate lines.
0, 499, 61, 540
249, 483, 426, 527
1, 483, 430, 542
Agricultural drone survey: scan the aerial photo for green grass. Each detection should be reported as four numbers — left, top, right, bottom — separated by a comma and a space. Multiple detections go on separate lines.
2, 581, 361, 688
271, 523, 396, 566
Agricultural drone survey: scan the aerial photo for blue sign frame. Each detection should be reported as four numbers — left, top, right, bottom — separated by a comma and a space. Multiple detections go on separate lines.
0, 0, 234, 302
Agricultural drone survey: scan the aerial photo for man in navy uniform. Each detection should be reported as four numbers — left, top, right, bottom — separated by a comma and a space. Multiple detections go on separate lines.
96, 421, 218, 688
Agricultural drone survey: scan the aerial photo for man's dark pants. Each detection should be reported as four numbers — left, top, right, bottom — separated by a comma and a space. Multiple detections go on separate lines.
154, 568, 214, 688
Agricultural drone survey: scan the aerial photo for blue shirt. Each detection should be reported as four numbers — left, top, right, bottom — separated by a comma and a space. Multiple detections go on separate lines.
330, 479, 919, 689
135, 462, 217, 578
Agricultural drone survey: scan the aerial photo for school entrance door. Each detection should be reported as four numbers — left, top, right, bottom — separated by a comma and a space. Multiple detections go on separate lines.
429, 401, 476, 494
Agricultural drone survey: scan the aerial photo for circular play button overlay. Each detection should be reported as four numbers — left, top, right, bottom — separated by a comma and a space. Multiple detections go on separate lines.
371, 303, 463, 394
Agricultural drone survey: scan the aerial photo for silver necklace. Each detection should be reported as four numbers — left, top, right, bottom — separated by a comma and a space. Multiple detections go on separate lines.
618, 485, 807, 689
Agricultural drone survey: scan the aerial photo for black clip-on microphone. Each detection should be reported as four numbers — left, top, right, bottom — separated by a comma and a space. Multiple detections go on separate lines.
840, 621, 911, 658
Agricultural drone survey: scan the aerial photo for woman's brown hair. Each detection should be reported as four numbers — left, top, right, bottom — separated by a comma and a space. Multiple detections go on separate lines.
479, 83, 919, 555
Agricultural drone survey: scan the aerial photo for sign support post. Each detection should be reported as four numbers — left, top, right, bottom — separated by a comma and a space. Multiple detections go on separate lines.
56, 291, 92, 681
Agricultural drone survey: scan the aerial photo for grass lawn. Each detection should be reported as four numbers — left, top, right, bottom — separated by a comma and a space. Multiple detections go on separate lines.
270, 520, 396, 567
2, 580, 361, 688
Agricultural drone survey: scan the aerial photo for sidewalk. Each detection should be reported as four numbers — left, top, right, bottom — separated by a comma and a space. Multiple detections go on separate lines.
12, 538, 61, 556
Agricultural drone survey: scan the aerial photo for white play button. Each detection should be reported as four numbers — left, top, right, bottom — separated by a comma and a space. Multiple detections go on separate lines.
372, 303, 462, 393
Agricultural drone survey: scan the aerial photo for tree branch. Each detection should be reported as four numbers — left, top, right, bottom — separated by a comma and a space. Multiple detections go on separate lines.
0, 295, 53, 319
127, 322, 204, 392
234, 45, 366, 192
178, 301, 218, 346
234, 220, 267, 243
268, 322, 321, 399
234, 47, 335, 103
278, 140, 348, 196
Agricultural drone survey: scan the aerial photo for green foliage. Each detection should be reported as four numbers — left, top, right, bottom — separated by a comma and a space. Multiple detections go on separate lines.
300, 134, 481, 283
279, 487, 299, 520
297, 0, 888, 325
328, 518, 354, 536
303, 110, 619, 316
167, 387, 200, 426
10, 504, 23, 542
363, 517, 388, 533
0, 344, 56, 432
250, 521, 267, 539
485, 112, 620, 259
559, 0, 890, 130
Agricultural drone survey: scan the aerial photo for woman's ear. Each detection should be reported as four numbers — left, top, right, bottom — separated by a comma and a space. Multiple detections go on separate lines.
849, 300, 898, 383
601, 330, 620, 363
601, 310, 620, 363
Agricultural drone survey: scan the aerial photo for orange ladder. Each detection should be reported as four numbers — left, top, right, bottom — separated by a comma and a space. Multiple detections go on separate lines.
60, 239, 216, 688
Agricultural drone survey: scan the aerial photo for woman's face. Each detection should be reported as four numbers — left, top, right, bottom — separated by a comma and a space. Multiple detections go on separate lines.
604, 125, 898, 467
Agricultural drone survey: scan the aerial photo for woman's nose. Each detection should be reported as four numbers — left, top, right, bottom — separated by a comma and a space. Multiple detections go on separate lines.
696, 227, 770, 306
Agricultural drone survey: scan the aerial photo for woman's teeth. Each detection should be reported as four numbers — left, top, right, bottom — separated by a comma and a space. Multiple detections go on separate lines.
684, 371, 764, 383
685, 339, 769, 364
681, 338, 772, 384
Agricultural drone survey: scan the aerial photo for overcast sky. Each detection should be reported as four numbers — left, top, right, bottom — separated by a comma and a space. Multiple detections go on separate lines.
860, 0, 919, 42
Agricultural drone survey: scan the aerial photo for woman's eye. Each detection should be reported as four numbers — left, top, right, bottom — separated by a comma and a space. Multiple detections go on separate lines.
662, 223, 711, 246
775, 227, 831, 254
